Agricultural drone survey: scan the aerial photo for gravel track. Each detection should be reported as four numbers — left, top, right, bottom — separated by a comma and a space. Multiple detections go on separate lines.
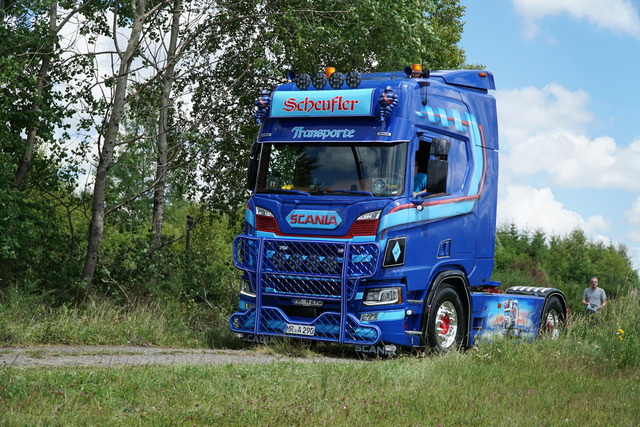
0, 346, 357, 368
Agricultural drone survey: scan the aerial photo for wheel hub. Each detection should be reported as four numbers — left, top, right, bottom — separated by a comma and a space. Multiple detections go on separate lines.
435, 301, 458, 348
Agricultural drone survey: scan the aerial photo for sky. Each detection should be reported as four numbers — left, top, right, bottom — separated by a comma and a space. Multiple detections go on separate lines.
460, 0, 640, 270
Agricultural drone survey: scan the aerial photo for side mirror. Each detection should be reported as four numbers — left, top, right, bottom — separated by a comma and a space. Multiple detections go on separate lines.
426, 158, 448, 194
430, 138, 450, 156
427, 138, 450, 194
246, 142, 260, 191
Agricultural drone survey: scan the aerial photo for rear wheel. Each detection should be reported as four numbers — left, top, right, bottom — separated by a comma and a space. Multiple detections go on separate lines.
540, 296, 565, 339
424, 285, 466, 352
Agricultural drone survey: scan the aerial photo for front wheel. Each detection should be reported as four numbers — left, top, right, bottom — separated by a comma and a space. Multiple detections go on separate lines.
540, 296, 565, 339
424, 285, 466, 352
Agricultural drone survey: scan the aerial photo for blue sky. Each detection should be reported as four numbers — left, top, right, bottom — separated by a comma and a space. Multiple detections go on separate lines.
460, 0, 640, 270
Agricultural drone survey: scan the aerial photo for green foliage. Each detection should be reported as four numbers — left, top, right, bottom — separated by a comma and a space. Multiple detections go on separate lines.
189, 0, 469, 212
494, 223, 639, 304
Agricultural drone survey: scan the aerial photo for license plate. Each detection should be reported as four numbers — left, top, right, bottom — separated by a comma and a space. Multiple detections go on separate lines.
293, 299, 323, 307
285, 323, 315, 336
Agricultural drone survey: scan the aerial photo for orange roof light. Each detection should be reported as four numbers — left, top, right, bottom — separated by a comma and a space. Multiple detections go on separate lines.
478, 72, 487, 78
412, 64, 423, 73
325, 67, 336, 78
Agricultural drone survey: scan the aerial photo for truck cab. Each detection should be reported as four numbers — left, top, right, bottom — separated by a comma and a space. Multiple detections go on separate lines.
229, 66, 566, 353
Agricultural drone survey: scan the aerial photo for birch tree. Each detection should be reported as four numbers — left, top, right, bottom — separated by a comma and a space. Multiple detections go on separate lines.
80, 0, 151, 295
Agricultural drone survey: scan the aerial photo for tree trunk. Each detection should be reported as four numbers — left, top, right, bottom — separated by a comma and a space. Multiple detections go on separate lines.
81, 0, 148, 299
151, 0, 181, 252
15, 2, 56, 188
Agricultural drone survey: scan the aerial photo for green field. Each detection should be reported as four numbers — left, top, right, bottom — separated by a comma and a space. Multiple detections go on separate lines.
1, 340, 639, 426
1, 291, 639, 425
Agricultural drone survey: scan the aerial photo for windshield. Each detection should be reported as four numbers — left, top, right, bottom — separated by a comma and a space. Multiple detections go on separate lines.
255, 142, 408, 197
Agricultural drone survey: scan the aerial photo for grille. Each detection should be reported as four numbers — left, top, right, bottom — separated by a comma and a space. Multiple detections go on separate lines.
234, 237, 379, 283
231, 235, 382, 345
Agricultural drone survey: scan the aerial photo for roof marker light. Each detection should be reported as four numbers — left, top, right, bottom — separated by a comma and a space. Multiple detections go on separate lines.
325, 67, 336, 78
478, 71, 487, 78
405, 64, 429, 78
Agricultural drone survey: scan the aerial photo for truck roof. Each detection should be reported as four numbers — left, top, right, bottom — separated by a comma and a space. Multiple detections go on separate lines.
356, 69, 495, 91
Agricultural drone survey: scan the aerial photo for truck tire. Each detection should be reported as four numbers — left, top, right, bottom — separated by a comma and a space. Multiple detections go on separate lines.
424, 284, 465, 352
540, 296, 565, 339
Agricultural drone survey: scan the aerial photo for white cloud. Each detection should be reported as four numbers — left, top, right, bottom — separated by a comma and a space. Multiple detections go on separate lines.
497, 183, 610, 237
496, 84, 593, 137
496, 86, 640, 191
512, 0, 640, 39
625, 196, 640, 226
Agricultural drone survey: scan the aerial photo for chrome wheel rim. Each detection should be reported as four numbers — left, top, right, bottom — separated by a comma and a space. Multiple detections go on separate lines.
544, 309, 560, 339
435, 301, 458, 349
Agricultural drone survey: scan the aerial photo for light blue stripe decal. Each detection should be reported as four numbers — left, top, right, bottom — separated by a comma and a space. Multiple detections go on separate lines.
365, 309, 406, 322
379, 199, 476, 232
452, 109, 465, 133
245, 207, 255, 228
437, 107, 449, 127
271, 89, 375, 118
465, 112, 484, 196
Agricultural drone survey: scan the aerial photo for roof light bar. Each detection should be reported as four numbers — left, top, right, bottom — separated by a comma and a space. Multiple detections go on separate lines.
404, 64, 430, 78
311, 72, 327, 89
345, 71, 361, 89
329, 71, 345, 89
294, 73, 311, 90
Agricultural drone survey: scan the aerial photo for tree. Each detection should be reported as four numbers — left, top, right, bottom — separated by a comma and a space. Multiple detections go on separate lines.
2, 0, 472, 299
80, 0, 151, 296
188, 0, 468, 212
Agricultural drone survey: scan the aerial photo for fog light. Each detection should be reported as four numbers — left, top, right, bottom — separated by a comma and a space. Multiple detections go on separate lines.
240, 279, 255, 297
360, 312, 379, 321
239, 301, 255, 311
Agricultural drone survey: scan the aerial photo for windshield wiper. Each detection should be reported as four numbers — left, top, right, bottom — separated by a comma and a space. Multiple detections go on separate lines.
256, 189, 311, 196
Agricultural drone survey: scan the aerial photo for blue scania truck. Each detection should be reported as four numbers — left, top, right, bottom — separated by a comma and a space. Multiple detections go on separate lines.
229, 65, 567, 354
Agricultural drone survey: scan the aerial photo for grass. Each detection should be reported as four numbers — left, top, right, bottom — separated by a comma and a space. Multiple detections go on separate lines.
1, 288, 639, 425
1, 339, 639, 425
0, 288, 239, 349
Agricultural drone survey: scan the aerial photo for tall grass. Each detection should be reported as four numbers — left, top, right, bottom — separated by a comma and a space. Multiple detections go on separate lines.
0, 286, 239, 349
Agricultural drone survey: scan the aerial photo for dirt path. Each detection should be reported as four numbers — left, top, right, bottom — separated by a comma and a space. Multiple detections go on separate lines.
0, 346, 357, 368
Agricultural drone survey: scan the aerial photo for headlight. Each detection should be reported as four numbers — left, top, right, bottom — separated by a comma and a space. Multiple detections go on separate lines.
363, 287, 402, 305
256, 206, 274, 217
